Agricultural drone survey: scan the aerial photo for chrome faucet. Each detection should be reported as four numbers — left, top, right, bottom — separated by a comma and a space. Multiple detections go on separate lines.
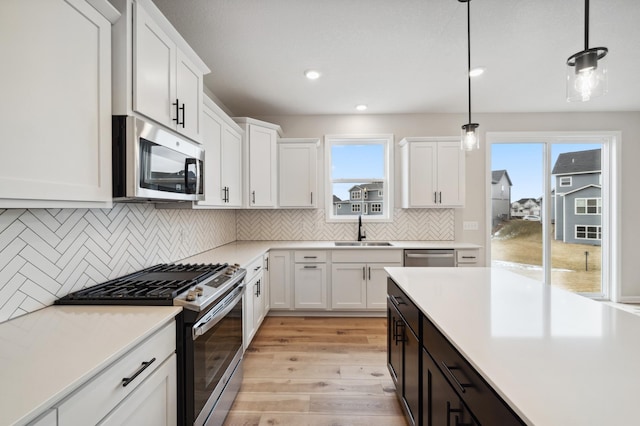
357, 215, 366, 241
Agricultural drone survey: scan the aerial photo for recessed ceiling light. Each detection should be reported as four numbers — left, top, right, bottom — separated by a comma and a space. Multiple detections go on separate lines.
304, 69, 321, 80
355, 104, 368, 111
469, 67, 485, 77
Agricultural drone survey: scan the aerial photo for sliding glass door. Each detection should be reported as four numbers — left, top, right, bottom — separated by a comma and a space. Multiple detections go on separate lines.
490, 136, 610, 298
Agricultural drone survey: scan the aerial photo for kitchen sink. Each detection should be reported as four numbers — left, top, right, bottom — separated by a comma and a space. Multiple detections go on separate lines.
334, 241, 393, 247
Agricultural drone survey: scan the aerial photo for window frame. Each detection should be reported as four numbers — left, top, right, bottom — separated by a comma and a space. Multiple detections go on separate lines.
559, 176, 573, 187
575, 198, 602, 215
575, 225, 602, 240
325, 134, 394, 222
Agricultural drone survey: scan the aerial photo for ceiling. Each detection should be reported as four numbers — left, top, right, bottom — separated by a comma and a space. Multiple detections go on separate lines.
152, 0, 640, 116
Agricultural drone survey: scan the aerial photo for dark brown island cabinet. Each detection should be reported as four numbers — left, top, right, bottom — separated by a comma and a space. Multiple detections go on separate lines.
387, 278, 525, 426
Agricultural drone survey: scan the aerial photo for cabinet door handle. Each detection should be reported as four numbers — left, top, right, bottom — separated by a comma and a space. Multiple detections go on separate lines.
434, 191, 437, 204
439, 191, 442, 204
252, 190, 256, 204
180, 102, 186, 127
255, 279, 261, 297
441, 362, 473, 394
368, 267, 371, 280
122, 358, 156, 387
393, 320, 405, 345
265, 257, 269, 271
172, 99, 180, 125
310, 192, 313, 205
362, 266, 366, 280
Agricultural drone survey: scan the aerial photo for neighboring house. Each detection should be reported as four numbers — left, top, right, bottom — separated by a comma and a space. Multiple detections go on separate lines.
491, 170, 512, 227
511, 198, 541, 218
333, 182, 384, 216
552, 148, 601, 245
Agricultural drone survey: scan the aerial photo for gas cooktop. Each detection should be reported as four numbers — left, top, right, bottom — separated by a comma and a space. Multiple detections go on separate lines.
56, 263, 246, 311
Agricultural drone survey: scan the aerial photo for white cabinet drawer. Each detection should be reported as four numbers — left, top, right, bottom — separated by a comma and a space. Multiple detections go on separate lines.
57, 321, 176, 426
456, 249, 479, 264
332, 249, 402, 264
294, 250, 327, 263
244, 255, 264, 281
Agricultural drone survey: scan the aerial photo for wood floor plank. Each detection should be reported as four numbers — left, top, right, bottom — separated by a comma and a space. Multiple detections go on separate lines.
224, 316, 407, 426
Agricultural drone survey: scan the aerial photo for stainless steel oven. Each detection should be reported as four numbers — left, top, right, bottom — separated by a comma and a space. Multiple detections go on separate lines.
184, 282, 244, 426
112, 115, 204, 202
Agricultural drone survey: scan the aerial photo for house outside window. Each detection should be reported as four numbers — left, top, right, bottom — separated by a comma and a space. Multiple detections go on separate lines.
575, 225, 602, 240
326, 135, 393, 222
576, 198, 601, 215
560, 177, 572, 187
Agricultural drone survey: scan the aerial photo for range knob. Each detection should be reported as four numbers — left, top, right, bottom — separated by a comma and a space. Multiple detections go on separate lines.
186, 290, 197, 302
194, 286, 203, 296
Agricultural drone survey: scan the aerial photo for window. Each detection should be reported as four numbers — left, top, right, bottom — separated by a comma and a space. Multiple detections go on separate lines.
576, 225, 602, 240
325, 134, 393, 222
575, 198, 601, 215
560, 176, 572, 187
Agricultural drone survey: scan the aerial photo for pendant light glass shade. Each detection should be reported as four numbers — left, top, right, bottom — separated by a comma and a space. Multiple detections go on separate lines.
566, 48, 608, 102
461, 123, 480, 151
566, 0, 608, 102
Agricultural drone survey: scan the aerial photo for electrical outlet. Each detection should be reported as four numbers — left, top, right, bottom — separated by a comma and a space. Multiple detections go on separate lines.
463, 221, 479, 231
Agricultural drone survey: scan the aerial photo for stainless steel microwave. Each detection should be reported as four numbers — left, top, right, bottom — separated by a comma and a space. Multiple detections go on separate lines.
112, 116, 204, 201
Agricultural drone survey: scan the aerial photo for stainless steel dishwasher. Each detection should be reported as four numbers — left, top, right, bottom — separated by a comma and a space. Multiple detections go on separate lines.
403, 249, 456, 267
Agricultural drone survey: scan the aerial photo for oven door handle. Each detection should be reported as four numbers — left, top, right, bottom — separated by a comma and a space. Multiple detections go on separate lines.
193, 284, 244, 340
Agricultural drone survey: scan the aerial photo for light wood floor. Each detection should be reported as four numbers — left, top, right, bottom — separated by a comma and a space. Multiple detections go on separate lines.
223, 316, 408, 426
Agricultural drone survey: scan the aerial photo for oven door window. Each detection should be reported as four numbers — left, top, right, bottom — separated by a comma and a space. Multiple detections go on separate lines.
139, 138, 203, 195
192, 296, 243, 419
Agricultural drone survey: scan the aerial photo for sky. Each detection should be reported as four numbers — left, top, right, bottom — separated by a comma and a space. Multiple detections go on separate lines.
491, 143, 602, 201
331, 144, 384, 200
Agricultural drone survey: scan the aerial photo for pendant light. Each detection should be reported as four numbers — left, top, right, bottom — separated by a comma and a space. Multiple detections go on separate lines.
459, 0, 479, 151
566, 0, 608, 102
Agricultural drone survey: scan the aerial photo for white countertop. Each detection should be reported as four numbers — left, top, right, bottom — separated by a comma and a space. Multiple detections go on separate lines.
385, 267, 640, 426
0, 305, 181, 426
180, 240, 481, 266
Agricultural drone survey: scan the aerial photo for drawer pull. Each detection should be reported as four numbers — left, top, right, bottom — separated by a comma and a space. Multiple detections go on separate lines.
122, 358, 156, 387
461, 256, 476, 259
441, 362, 473, 394
390, 294, 406, 306
303, 256, 317, 259
303, 265, 317, 269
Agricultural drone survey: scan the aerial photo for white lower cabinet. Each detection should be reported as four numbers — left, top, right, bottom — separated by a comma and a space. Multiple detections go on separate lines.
294, 264, 327, 309
56, 321, 177, 426
269, 251, 292, 310
331, 250, 403, 310
99, 353, 177, 426
243, 255, 267, 350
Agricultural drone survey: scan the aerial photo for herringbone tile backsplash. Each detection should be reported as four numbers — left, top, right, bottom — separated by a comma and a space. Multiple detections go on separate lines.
237, 208, 454, 241
0, 205, 236, 322
0, 205, 453, 323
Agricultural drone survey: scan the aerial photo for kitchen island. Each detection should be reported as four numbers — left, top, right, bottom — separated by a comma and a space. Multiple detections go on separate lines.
385, 267, 640, 425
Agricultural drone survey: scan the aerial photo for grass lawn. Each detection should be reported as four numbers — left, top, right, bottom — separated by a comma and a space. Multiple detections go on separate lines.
491, 220, 601, 293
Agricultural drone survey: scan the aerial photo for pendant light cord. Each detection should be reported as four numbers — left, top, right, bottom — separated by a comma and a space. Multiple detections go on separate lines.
584, 0, 590, 50
466, 0, 472, 124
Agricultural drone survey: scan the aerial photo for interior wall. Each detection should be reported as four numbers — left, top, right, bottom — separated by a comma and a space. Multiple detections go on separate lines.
255, 111, 640, 301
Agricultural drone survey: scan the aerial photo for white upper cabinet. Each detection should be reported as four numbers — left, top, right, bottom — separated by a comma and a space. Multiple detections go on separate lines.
400, 137, 465, 208
112, 0, 208, 143
235, 117, 282, 208
195, 96, 243, 208
278, 139, 319, 208
0, 0, 119, 208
